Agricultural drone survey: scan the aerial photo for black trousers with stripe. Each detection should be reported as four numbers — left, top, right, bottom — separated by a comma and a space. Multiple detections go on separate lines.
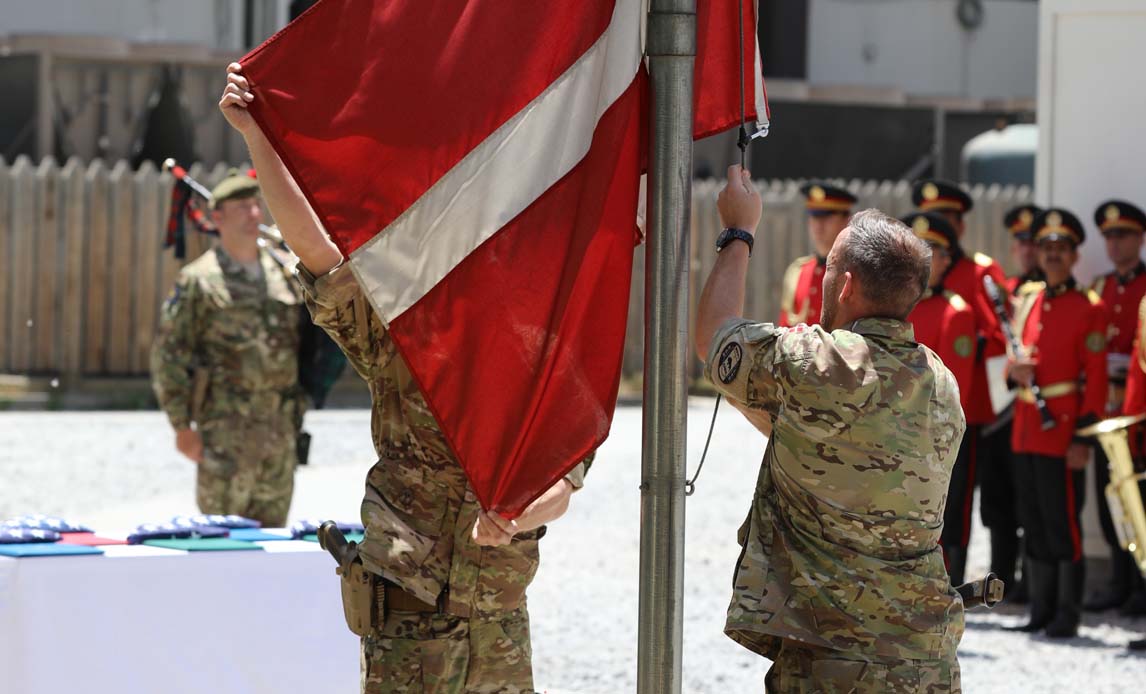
1012, 452, 1086, 561
941, 427, 976, 549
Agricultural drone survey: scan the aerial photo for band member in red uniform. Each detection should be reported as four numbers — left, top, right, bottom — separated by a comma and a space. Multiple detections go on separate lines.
1004, 204, 1044, 295
1085, 199, 1146, 615
1119, 296, 1146, 651
982, 203, 1043, 601
912, 179, 1007, 585
903, 212, 977, 584
777, 182, 856, 326
1006, 208, 1108, 638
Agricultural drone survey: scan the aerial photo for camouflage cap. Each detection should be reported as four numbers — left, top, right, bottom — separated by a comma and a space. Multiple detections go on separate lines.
210, 168, 259, 208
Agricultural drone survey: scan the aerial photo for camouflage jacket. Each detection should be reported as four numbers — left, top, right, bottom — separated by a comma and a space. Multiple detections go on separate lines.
151, 246, 303, 429
706, 317, 966, 661
297, 262, 588, 618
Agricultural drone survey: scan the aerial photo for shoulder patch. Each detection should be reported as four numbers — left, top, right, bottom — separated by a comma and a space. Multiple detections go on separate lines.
953, 334, 974, 359
717, 342, 744, 384
943, 290, 968, 312
1086, 288, 1102, 306
1086, 331, 1105, 353
973, 252, 995, 268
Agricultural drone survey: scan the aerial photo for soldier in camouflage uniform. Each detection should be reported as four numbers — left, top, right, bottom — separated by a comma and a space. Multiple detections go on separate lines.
220, 62, 588, 693
697, 167, 965, 692
151, 170, 304, 527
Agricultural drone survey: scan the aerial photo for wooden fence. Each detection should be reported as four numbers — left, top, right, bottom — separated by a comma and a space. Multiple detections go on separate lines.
0, 156, 1032, 381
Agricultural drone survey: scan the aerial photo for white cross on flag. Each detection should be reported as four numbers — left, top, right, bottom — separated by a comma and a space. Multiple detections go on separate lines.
242, 0, 768, 515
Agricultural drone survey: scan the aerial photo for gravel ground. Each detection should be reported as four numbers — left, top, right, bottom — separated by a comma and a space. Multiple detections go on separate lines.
2, 402, 1144, 692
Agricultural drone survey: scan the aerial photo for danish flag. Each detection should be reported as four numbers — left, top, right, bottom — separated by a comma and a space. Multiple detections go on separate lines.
242, 0, 767, 515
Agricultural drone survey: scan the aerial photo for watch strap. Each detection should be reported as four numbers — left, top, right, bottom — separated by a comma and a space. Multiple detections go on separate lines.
716, 227, 754, 255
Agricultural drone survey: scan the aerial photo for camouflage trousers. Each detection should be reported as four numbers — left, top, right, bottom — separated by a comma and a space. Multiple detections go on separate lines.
764, 639, 960, 694
197, 416, 296, 527
361, 606, 533, 694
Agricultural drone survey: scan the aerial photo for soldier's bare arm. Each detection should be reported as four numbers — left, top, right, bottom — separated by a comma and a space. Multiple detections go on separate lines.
219, 63, 343, 276
695, 165, 761, 360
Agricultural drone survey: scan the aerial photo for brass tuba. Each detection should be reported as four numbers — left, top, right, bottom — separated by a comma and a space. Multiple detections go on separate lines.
1078, 414, 1146, 575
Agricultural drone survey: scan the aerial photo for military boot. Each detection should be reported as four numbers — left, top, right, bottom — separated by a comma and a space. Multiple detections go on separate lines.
1084, 551, 1131, 611
1010, 556, 1031, 605
1005, 559, 1056, 632
944, 545, 968, 587
1046, 560, 1085, 638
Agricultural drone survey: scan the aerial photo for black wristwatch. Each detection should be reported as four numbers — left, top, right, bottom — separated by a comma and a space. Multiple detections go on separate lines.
715, 227, 754, 256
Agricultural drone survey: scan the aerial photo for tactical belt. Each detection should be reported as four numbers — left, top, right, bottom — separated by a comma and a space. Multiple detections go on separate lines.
1018, 381, 1076, 403
379, 581, 437, 613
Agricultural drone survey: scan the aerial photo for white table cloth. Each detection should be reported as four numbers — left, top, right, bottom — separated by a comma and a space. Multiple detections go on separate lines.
0, 540, 360, 694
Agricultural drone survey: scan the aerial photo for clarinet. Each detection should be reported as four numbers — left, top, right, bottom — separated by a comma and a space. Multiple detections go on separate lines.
983, 275, 1056, 431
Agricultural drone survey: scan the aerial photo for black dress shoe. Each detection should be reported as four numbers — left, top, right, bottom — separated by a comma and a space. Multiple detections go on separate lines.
1003, 619, 1048, 633
1045, 617, 1079, 639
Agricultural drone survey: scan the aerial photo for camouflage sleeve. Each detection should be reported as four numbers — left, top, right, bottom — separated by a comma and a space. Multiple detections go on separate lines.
295, 260, 388, 380
704, 318, 797, 415
150, 273, 200, 430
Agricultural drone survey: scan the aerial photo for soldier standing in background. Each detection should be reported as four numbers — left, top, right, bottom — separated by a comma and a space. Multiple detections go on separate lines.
698, 169, 965, 691
777, 182, 857, 326
1005, 209, 1108, 638
1085, 200, 1146, 615
911, 179, 1007, 586
978, 203, 1044, 602
1003, 204, 1044, 294
151, 170, 305, 527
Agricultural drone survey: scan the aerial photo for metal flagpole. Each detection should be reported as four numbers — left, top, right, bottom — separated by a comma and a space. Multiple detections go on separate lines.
638, 0, 694, 692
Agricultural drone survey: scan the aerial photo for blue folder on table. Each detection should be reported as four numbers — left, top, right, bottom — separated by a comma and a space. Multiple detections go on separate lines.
0, 543, 104, 557
228, 528, 293, 542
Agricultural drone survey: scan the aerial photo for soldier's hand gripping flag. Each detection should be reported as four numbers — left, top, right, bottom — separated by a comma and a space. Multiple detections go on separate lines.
239, 0, 767, 515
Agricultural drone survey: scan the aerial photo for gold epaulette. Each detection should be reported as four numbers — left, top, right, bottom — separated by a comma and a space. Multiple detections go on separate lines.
1017, 280, 1045, 296
973, 252, 995, 268
779, 255, 814, 318
943, 290, 969, 312
1092, 275, 1107, 297
1085, 288, 1102, 306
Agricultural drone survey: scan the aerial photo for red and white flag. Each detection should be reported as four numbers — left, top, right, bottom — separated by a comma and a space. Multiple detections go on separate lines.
242, 0, 767, 515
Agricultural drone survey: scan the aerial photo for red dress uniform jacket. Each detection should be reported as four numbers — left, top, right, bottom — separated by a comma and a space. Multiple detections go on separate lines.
1092, 263, 1146, 357
1122, 296, 1146, 416
1011, 280, 1109, 456
909, 289, 976, 411
943, 252, 1008, 425
778, 255, 824, 327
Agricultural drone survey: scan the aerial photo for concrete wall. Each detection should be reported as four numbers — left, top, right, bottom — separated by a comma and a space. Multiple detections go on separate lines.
1036, 0, 1146, 286
807, 0, 1038, 99
0, 0, 286, 52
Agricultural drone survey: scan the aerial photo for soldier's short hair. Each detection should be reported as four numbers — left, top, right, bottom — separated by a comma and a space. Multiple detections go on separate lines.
839, 209, 931, 319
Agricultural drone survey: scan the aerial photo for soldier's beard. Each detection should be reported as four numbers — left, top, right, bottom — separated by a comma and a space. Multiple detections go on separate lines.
820, 275, 841, 330
820, 295, 837, 331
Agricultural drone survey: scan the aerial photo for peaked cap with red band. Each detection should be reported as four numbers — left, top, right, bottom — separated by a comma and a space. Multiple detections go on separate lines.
911, 179, 973, 215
